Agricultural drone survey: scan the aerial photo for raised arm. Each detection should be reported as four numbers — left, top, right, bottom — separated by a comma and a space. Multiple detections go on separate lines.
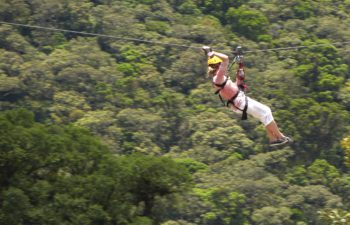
211, 51, 229, 83
202, 46, 230, 83
209, 51, 229, 61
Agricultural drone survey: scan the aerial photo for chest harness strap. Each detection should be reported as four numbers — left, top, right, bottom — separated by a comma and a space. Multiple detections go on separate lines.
213, 78, 248, 120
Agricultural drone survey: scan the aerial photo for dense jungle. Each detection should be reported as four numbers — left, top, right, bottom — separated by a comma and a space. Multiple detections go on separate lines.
1, 0, 350, 224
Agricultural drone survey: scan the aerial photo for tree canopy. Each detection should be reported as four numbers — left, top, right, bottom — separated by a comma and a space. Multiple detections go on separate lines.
0, 0, 350, 224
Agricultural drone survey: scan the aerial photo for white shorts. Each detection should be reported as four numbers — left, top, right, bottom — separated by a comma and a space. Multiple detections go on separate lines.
229, 92, 274, 126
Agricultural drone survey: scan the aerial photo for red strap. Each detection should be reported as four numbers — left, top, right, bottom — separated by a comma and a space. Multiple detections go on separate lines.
236, 62, 248, 92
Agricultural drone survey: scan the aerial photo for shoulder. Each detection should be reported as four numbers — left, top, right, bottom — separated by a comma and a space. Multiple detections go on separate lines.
213, 74, 227, 85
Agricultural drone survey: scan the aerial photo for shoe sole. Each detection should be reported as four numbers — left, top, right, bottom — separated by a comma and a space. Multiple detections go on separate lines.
269, 139, 289, 147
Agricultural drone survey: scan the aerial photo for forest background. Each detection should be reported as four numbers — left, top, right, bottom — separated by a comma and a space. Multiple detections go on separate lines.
1, 0, 350, 224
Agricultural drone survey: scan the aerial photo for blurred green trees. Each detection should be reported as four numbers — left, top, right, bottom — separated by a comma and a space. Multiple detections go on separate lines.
0, 109, 191, 225
0, 0, 350, 224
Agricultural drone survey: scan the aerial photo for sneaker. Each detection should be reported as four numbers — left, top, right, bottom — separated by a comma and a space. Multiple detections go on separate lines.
284, 136, 293, 143
269, 138, 289, 147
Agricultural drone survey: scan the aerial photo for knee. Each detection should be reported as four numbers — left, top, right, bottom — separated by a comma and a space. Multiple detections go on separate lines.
262, 105, 274, 126
264, 105, 272, 116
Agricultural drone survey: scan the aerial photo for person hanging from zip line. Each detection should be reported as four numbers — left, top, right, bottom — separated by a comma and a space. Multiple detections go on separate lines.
202, 45, 292, 147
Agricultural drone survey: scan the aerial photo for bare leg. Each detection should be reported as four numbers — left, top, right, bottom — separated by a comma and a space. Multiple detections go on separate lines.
265, 120, 285, 142
266, 128, 275, 143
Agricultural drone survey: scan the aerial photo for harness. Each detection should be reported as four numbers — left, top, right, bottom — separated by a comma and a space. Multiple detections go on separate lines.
213, 80, 248, 120
213, 46, 248, 120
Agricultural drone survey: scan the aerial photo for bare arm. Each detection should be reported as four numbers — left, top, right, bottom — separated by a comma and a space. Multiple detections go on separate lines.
210, 51, 229, 83
210, 51, 229, 62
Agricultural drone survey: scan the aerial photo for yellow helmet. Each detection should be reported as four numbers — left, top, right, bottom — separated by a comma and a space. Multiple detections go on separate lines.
207, 56, 223, 65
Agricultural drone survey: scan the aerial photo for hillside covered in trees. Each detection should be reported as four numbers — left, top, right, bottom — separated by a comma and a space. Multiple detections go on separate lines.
1, 0, 350, 224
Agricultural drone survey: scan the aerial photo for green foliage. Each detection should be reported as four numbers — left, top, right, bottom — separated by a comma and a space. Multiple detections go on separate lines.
339, 81, 350, 110
197, 0, 247, 20
292, 0, 314, 19
129, 216, 154, 225
318, 209, 350, 225
252, 206, 293, 225
0, 109, 192, 224
285, 166, 308, 186
177, 1, 201, 15
342, 136, 350, 167
0, 0, 30, 22
115, 108, 172, 153
174, 158, 208, 173
146, 20, 171, 35
1, 0, 350, 224
307, 159, 340, 186
226, 6, 269, 40
332, 175, 350, 208
0, 73, 20, 90
194, 188, 248, 225
278, 97, 349, 164
294, 40, 348, 100
0, 187, 31, 225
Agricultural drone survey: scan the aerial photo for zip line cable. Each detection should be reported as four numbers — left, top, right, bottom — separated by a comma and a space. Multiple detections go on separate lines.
1, 21, 350, 54
244, 42, 350, 53
0, 21, 202, 50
